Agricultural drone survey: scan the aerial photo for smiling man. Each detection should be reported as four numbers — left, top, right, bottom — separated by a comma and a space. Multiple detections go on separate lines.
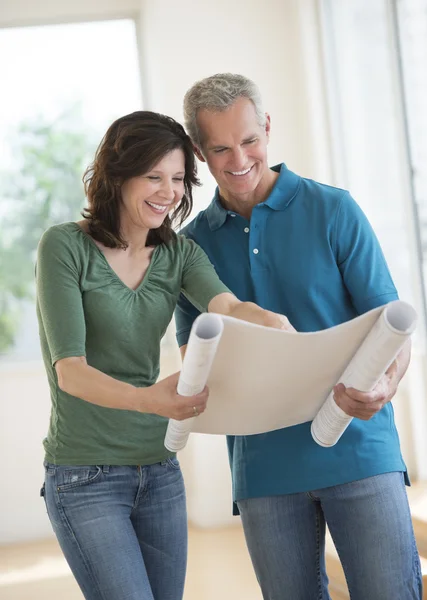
174, 73, 421, 600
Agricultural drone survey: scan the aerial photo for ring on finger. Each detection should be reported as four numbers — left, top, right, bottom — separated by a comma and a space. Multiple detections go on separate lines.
192, 406, 199, 417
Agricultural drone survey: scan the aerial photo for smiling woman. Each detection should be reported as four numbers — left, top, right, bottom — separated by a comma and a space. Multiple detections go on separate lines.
35, 109, 290, 600
81, 111, 199, 249
120, 149, 186, 235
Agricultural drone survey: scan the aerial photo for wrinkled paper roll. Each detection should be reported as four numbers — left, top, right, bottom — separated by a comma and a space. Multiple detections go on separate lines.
164, 313, 224, 452
163, 301, 417, 451
311, 300, 417, 447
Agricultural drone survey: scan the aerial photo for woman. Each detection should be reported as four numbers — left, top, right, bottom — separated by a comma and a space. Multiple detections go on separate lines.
37, 111, 290, 600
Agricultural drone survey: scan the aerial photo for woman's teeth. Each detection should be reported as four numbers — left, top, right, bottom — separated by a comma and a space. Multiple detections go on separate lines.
146, 201, 168, 213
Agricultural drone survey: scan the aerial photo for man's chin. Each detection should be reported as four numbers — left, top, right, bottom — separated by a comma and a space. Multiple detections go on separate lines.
228, 179, 260, 194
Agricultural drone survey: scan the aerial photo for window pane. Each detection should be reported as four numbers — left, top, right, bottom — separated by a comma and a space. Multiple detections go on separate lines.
0, 20, 142, 362
396, 0, 427, 297
321, 0, 418, 322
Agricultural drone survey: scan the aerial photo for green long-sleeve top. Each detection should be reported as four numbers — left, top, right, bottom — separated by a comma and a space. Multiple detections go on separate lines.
36, 222, 230, 465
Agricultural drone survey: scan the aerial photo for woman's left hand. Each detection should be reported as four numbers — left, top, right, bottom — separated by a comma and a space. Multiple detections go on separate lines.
229, 302, 296, 332
208, 293, 296, 332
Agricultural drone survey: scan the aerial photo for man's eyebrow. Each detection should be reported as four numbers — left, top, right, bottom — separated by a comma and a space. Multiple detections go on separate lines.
242, 134, 258, 142
208, 143, 228, 149
208, 135, 258, 149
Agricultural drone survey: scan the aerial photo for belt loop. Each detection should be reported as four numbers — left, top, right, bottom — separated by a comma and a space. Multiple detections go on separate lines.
45, 463, 56, 475
102, 465, 110, 474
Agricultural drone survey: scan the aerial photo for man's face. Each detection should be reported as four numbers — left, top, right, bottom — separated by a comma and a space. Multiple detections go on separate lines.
196, 97, 270, 200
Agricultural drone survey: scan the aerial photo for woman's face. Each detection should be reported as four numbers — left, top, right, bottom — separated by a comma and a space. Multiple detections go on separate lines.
120, 148, 186, 234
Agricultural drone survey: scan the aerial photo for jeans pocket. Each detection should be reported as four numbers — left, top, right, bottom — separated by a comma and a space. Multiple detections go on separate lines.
166, 457, 181, 470
55, 465, 102, 492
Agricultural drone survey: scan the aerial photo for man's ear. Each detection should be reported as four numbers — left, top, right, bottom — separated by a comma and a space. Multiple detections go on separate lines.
265, 113, 271, 142
193, 145, 206, 163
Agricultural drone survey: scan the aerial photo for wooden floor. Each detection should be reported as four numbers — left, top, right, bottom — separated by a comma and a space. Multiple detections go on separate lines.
0, 523, 344, 600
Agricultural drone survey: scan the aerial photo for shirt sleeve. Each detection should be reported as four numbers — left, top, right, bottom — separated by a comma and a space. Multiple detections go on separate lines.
334, 192, 398, 314
36, 226, 86, 365
175, 292, 202, 347
175, 237, 231, 346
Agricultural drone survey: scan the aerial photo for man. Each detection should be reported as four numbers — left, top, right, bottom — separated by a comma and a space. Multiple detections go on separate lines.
175, 73, 422, 599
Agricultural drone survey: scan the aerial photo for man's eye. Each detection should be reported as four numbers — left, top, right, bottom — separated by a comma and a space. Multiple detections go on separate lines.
214, 148, 226, 154
244, 139, 257, 145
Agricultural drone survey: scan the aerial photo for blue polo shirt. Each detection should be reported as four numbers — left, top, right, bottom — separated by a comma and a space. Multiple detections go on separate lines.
175, 163, 407, 510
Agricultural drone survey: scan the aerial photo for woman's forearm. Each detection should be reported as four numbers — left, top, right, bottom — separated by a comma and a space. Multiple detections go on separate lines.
56, 356, 149, 412
55, 356, 208, 420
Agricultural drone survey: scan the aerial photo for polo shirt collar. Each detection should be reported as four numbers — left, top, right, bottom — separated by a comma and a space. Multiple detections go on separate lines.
264, 163, 301, 210
205, 188, 229, 231
205, 163, 300, 231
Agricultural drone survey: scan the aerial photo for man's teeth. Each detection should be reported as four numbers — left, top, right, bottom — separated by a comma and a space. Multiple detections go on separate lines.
147, 201, 168, 211
230, 167, 251, 176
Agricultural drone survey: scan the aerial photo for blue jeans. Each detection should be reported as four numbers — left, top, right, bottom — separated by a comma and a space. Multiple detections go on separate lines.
41, 459, 187, 600
237, 472, 422, 600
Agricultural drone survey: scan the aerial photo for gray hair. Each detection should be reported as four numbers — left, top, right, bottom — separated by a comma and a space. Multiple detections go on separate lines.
183, 73, 266, 148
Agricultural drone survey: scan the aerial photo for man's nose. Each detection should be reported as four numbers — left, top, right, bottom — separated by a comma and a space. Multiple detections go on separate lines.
230, 147, 247, 171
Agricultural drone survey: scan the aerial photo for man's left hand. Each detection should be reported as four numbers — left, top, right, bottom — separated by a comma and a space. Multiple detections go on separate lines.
333, 368, 398, 420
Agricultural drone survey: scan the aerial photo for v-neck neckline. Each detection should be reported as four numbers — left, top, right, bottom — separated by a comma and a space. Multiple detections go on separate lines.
72, 222, 160, 293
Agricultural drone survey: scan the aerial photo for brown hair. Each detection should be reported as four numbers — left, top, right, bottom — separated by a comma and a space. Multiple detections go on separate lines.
82, 111, 199, 247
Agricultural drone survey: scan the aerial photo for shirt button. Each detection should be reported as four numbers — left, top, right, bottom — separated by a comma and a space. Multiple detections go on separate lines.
230, 213, 236, 217
253, 248, 259, 254
244, 227, 249, 233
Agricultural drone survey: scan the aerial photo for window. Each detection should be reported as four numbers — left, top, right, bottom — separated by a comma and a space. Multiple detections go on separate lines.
0, 19, 142, 363
320, 0, 426, 348
321, 0, 427, 478
396, 0, 427, 302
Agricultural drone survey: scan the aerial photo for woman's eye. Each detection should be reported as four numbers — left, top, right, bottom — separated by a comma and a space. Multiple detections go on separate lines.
147, 176, 160, 181
173, 178, 184, 182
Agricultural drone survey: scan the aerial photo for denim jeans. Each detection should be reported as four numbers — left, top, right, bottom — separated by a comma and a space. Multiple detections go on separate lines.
237, 472, 422, 600
41, 458, 187, 600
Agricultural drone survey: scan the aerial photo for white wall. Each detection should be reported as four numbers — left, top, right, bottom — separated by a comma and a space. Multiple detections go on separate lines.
0, 365, 52, 543
139, 0, 331, 191
0, 0, 140, 27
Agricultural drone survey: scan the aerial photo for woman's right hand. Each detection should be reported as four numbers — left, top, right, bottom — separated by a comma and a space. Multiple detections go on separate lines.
141, 372, 209, 420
